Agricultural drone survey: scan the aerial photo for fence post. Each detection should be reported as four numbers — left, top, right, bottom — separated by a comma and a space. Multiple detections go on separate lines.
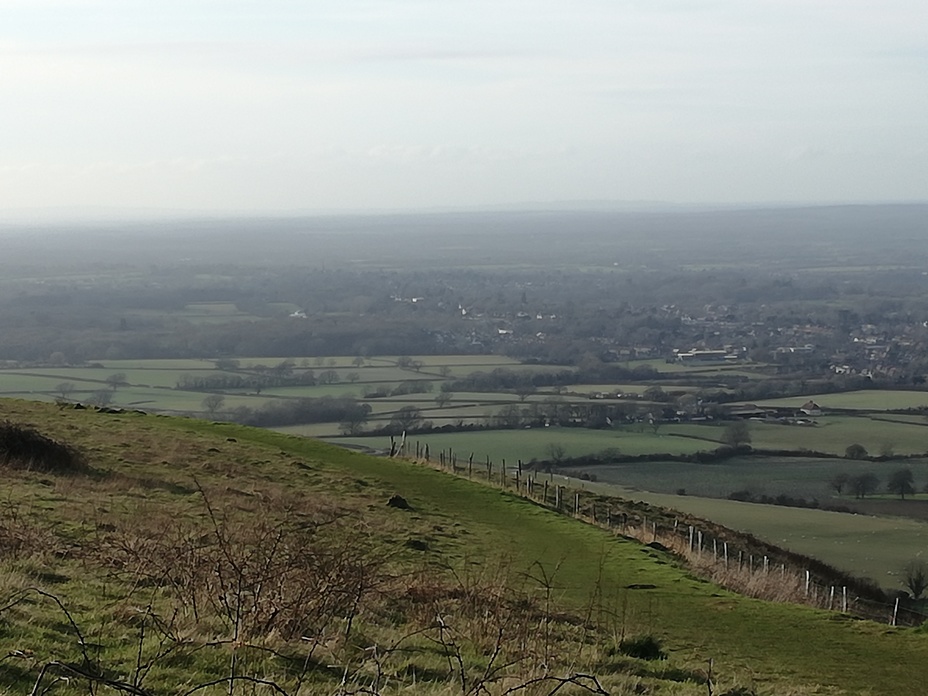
892, 597, 900, 626
723, 542, 729, 567
842, 586, 848, 613
688, 526, 694, 551
544, 480, 549, 505
763, 556, 769, 573
468, 453, 473, 478
501, 459, 506, 486
805, 570, 811, 597
829, 586, 835, 610
574, 492, 580, 516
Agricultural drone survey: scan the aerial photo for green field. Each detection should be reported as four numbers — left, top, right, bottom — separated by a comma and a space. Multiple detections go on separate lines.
756, 390, 928, 411
580, 479, 928, 591
334, 426, 709, 460
665, 416, 928, 455
582, 455, 928, 501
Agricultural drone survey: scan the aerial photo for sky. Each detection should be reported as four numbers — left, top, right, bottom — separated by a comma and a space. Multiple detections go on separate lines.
1, 0, 926, 214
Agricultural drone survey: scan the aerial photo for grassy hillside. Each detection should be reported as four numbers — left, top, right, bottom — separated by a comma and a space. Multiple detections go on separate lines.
1, 399, 928, 695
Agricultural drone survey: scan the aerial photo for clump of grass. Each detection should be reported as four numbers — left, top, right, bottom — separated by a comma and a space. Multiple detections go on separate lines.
617, 634, 666, 661
0, 421, 86, 474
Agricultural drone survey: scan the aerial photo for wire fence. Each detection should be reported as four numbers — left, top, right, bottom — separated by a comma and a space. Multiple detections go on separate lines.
401, 440, 928, 628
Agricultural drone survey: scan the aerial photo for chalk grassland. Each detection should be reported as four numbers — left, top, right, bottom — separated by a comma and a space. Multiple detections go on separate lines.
1, 399, 928, 695
581, 479, 928, 593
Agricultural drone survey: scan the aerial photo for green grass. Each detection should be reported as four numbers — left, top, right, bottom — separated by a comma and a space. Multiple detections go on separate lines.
756, 390, 928, 411
335, 426, 710, 462
665, 416, 928, 455
2, 400, 928, 694
583, 479, 928, 592
583, 456, 928, 502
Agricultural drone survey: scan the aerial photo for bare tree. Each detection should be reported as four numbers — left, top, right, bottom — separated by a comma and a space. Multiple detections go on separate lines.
88, 390, 113, 407
105, 372, 128, 390
202, 393, 225, 416
721, 421, 751, 447
845, 443, 869, 460
849, 472, 879, 498
55, 382, 75, 400
545, 442, 567, 463
887, 468, 916, 500
829, 472, 849, 496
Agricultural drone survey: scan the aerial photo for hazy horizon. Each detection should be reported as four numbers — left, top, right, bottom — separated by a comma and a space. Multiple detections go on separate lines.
2, 1, 926, 214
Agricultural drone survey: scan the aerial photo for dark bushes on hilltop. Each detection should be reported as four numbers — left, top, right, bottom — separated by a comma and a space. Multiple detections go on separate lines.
0, 421, 86, 474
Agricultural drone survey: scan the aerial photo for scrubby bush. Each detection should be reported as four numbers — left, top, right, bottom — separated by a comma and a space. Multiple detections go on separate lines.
617, 634, 666, 660
0, 421, 86, 474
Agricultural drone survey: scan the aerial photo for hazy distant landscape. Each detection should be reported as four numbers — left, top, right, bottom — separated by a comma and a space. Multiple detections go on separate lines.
4, 0, 928, 692
4, 204, 928, 597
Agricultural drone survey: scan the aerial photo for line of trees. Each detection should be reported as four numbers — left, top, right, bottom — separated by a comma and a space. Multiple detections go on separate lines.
829, 467, 920, 500
224, 396, 371, 428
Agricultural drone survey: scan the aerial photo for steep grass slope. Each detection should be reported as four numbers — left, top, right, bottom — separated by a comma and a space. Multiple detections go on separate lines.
0, 399, 926, 695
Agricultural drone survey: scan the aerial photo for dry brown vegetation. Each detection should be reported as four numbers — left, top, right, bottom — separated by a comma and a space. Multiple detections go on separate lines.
0, 402, 694, 695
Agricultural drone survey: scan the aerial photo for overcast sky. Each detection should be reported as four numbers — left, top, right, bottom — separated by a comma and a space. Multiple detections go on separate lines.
1, 0, 926, 214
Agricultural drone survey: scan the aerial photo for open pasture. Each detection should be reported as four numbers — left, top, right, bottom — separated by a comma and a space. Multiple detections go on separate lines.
584, 455, 928, 501
663, 415, 928, 456
0, 356, 544, 422
334, 426, 707, 462
756, 389, 928, 411
583, 479, 928, 590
